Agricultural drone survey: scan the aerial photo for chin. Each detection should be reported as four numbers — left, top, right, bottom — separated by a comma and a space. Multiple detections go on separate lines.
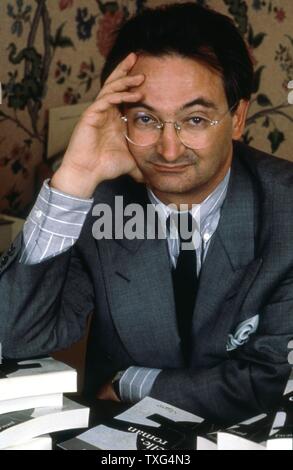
147, 176, 198, 195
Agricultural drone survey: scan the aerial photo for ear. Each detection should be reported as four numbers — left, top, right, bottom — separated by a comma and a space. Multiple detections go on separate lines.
232, 100, 250, 140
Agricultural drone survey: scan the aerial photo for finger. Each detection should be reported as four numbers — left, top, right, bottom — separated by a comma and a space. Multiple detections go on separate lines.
90, 91, 142, 114
99, 74, 145, 99
104, 52, 138, 86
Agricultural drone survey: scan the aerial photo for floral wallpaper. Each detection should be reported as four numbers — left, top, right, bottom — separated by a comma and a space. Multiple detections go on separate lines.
0, 0, 292, 216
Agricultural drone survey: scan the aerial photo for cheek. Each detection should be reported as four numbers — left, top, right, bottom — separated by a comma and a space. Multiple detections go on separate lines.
206, 128, 233, 160
193, 143, 229, 174
128, 148, 151, 168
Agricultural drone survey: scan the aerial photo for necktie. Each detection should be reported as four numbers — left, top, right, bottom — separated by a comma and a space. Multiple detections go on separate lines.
170, 212, 198, 363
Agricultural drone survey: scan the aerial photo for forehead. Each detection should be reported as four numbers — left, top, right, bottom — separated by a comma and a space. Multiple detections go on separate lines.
129, 54, 227, 111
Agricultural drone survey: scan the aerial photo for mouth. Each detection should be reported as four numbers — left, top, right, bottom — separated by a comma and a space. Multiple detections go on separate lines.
152, 163, 192, 173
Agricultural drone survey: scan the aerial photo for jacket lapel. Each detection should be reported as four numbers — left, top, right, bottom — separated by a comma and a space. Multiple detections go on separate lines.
191, 147, 263, 358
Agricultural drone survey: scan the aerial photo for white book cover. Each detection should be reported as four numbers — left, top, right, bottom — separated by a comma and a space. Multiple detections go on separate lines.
217, 414, 269, 451
59, 396, 204, 450
267, 369, 293, 450
217, 432, 266, 451
284, 369, 293, 395
0, 393, 63, 415
266, 410, 293, 450
0, 397, 89, 449
0, 357, 77, 401
4, 435, 52, 451
196, 435, 217, 450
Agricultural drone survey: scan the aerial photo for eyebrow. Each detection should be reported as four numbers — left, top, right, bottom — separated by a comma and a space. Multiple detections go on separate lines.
125, 97, 218, 112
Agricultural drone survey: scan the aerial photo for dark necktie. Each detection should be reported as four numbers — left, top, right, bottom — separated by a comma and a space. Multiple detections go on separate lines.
170, 212, 198, 364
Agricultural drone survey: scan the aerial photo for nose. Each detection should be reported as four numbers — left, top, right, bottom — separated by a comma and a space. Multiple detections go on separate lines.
155, 122, 186, 162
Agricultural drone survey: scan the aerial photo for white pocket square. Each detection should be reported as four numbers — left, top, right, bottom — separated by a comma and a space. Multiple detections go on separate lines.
226, 314, 259, 352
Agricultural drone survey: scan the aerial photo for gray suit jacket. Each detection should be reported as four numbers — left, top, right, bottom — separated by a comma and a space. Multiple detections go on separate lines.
0, 141, 292, 425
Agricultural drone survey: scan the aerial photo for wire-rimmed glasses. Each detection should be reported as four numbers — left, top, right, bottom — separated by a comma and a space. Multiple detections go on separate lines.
121, 103, 238, 150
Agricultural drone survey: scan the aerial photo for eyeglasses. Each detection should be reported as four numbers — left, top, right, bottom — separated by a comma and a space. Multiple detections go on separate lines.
121, 103, 238, 150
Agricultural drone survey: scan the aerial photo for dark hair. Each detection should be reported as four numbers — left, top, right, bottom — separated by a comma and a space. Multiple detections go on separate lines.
100, 2, 254, 109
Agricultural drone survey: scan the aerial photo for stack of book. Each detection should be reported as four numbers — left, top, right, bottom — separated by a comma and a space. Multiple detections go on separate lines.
0, 357, 89, 450
59, 369, 293, 451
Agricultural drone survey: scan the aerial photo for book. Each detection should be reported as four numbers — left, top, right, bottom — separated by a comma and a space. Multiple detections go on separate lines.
196, 435, 218, 450
59, 396, 205, 450
0, 397, 89, 449
4, 435, 52, 451
267, 370, 293, 450
217, 413, 272, 450
0, 393, 63, 415
217, 432, 266, 450
0, 357, 77, 402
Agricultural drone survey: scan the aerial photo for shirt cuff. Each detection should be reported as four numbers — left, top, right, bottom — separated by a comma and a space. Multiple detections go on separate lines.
20, 179, 94, 265
119, 366, 162, 403
28, 179, 93, 238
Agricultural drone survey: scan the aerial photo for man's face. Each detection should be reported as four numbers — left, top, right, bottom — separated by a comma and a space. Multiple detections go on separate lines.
125, 54, 245, 203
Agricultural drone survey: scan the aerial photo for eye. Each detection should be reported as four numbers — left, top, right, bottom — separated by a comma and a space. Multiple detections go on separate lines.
182, 115, 210, 131
133, 113, 159, 128
138, 115, 152, 123
188, 116, 209, 126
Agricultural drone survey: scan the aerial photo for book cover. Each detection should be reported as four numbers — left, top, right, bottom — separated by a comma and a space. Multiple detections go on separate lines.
196, 435, 218, 450
267, 370, 293, 450
217, 413, 273, 450
59, 396, 204, 450
4, 435, 52, 451
0, 397, 89, 449
0, 357, 77, 401
0, 393, 63, 416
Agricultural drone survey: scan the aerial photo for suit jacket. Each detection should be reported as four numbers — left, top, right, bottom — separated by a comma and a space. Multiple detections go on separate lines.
0, 140, 293, 425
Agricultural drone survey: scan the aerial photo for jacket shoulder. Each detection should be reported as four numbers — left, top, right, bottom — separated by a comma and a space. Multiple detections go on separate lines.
234, 140, 293, 191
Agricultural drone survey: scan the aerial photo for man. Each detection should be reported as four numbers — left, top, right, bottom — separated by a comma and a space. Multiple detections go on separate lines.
0, 3, 292, 425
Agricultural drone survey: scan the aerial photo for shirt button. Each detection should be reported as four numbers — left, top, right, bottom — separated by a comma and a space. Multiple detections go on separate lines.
203, 232, 211, 242
35, 210, 42, 219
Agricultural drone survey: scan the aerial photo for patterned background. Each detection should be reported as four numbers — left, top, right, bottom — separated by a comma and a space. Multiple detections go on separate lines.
0, 0, 292, 216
